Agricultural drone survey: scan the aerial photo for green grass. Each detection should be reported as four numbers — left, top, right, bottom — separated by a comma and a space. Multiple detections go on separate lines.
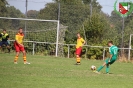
0, 53, 133, 88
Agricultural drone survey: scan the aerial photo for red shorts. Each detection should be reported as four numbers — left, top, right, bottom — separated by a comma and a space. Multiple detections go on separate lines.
14, 42, 25, 52
75, 47, 82, 55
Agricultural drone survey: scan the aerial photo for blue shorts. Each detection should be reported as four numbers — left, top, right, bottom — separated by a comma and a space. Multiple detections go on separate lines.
0, 41, 9, 46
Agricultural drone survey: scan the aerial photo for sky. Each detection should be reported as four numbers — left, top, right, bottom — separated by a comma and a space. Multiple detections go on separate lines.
7, 0, 130, 15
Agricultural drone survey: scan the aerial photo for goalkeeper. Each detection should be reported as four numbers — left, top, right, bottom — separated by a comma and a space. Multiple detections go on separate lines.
0, 29, 10, 53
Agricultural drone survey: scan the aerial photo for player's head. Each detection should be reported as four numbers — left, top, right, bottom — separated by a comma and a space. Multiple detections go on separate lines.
3, 29, 6, 34
108, 41, 113, 47
19, 27, 23, 33
77, 33, 81, 38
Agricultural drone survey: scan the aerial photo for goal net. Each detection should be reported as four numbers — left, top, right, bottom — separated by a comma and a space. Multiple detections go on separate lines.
0, 17, 59, 56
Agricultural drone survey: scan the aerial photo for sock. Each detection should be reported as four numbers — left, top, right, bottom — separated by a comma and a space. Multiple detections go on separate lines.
97, 66, 104, 72
14, 56, 18, 62
76, 57, 80, 63
23, 56, 27, 63
106, 65, 110, 73
8, 48, 10, 53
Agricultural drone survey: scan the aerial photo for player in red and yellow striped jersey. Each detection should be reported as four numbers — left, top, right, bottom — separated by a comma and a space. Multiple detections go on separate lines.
75, 33, 85, 65
14, 28, 30, 64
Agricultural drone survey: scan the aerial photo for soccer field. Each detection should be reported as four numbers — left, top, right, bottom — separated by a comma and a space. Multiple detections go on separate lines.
0, 53, 133, 88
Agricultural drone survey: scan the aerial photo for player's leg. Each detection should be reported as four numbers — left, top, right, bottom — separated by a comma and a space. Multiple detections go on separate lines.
14, 52, 19, 64
14, 43, 20, 64
0, 41, 4, 48
97, 62, 106, 72
76, 54, 80, 65
5, 41, 10, 53
75, 47, 82, 65
0, 41, 5, 52
106, 64, 110, 74
106, 59, 116, 73
0, 41, 2, 50
97, 58, 110, 72
22, 50, 27, 63
21, 46, 30, 64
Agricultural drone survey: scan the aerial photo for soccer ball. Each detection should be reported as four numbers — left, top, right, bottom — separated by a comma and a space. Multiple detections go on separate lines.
91, 65, 96, 71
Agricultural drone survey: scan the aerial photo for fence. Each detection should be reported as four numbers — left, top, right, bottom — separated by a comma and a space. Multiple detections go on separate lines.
1, 40, 131, 61
0, 17, 60, 57
1, 0, 133, 60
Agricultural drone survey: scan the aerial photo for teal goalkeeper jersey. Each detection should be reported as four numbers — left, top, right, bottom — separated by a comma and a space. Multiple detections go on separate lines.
109, 45, 118, 59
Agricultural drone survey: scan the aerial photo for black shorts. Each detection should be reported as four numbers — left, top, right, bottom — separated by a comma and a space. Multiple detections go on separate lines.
0, 41, 9, 46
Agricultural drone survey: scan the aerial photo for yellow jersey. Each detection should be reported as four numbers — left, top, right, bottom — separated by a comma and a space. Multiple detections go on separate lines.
76, 37, 85, 48
1, 33, 9, 41
15, 33, 24, 44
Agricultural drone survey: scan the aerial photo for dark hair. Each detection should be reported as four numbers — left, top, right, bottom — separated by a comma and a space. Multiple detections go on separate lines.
77, 33, 80, 35
108, 41, 113, 44
19, 27, 23, 30
3, 29, 6, 31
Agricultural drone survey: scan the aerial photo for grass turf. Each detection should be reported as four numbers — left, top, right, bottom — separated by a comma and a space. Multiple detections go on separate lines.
0, 53, 133, 88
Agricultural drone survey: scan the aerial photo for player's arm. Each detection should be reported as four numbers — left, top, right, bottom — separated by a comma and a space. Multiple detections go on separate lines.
0, 33, 2, 37
15, 35, 24, 47
82, 38, 86, 45
109, 54, 113, 62
83, 40, 86, 45
15, 40, 24, 47
6, 35, 10, 44
6, 35, 10, 40
109, 48, 113, 62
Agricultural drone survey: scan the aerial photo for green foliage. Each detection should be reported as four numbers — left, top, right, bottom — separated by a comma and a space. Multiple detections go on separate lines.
124, 17, 133, 43
110, 11, 122, 34
1, 0, 133, 59
83, 12, 105, 44
78, 11, 120, 59
87, 47, 103, 59
0, 5, 25, 29
54, 0, 82, 4
27, 10, 39, 18
38, 0, 102, 44
0, 0, 8, 28
0, 0, 8, 16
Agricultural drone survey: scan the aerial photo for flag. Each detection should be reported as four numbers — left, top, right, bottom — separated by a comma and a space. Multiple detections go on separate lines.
119, 2, 129, 14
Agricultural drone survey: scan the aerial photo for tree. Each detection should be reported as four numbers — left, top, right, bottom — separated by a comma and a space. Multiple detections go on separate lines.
109, 11, 124, 47
0, 1, 25, 30
6, 6, 24, 29
110, 11, 122, 32
82, 0, 102, 12
0, 0, 8, 29
27, 10, 39, 19
82, 12, 107, 44
124, 16, 133, 44
77, 11, 120, 59
0, 0, 8, 16
53, 0, 82, 4
38, 0, 102, 43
